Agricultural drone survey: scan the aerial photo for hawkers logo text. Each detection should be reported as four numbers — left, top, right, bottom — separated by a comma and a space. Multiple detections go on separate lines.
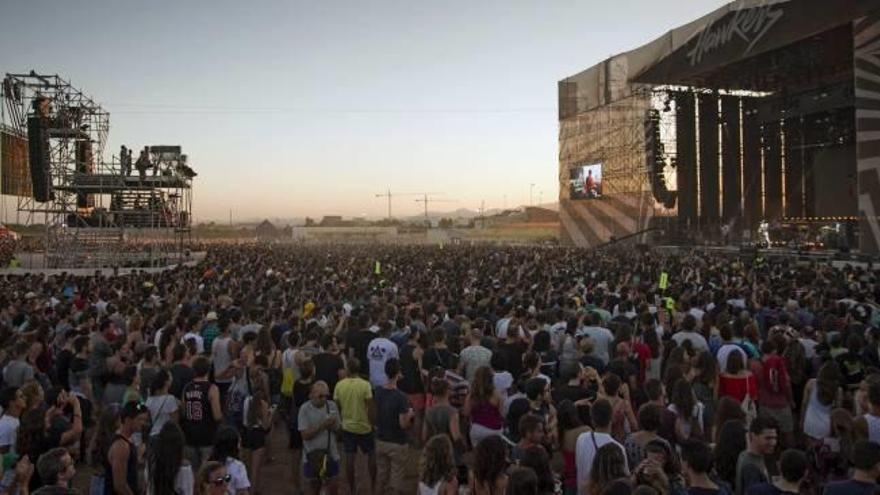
686, 1, 784, 67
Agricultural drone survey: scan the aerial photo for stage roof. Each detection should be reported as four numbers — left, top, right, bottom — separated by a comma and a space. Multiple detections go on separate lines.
560, 0, 878, 114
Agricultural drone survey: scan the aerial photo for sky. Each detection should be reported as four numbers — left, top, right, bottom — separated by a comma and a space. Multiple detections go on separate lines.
0, 0, 728, 222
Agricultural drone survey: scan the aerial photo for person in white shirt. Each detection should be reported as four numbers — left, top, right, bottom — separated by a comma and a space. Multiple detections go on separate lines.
366, 327, 398, 387
495, 316, 512, 340
183, 334, 204, 355
670, 315, 709, 353
799, 328, 819, 360
688, 305, 706, 324
0, 387, 25, 454
209, 426, 251, 495
145, 422, 194, 495
576, 398, 628, 491
458, 327, 493, 383
577, 314, 614, 364
549, 317, 568, 349
491, 353, 514, 408
716, 326, 747, 372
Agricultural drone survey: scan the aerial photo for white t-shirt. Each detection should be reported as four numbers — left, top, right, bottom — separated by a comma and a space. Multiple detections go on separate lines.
367, 338, 398, 387
799, 338, 818, 360
689, 307, 706, 323
575, 431, 628, 490
671, 331, 709, 352
0, 415, 20, 453
493, 371, 514, 405
495, 318, 512, 340
716, 344, 747, 372
577, 326, 615, 364
182, 332, 204, 354
549, 321, 567, 346
225, 457, 251, 495
145, 463, 194, 495
145, 394, 179, 437
503, 392, 525, 418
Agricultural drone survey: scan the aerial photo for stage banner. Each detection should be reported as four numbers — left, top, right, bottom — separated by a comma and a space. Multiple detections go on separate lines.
0, 130, 33, 197
635, 0, 877, 85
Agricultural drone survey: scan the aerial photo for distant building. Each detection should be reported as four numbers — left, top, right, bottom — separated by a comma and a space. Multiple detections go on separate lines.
523, 207, 559, 223
320, 216, 344, 227
291, 226, 398, 243
255, 219, 278, 238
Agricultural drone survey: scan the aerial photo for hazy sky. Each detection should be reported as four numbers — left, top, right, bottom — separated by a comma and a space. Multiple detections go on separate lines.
0, 0, 727, 222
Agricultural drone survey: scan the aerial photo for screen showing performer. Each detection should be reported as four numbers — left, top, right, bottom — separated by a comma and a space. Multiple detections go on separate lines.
569, 163, 602, 199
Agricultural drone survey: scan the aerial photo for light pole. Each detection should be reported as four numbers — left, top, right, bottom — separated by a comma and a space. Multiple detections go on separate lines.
530, 183, 535, 206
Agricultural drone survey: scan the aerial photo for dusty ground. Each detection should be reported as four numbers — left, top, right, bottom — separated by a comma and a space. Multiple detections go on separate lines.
72, 422, 420, 495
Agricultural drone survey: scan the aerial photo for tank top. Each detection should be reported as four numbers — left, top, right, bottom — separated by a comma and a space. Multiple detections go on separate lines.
105, 434, 138, 494
419, 480, 445, 495
471, 401, 503, 430
182, 380, 217, 447
803, 385, 832, 440
865, 413, 880, 443
610, 399, 628, 441
399, 343, 425, 394
425, 404, 455, 438
212, 336, 233, 384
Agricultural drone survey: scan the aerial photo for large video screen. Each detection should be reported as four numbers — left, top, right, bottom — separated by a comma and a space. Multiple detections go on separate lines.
569, 162, 602, 199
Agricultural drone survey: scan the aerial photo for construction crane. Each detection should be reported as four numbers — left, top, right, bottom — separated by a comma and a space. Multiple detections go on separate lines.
374, 189, 423, 220
414, 193, 456, 224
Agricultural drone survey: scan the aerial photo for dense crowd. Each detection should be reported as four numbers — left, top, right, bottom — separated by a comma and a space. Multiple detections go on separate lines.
0, 243, 878, 495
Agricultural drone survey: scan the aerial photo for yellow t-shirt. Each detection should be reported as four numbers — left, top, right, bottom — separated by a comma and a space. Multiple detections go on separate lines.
333, 376, 373, 435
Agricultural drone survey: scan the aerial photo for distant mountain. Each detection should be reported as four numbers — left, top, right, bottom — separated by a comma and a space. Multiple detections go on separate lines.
206, 202, 560, 226
402, 207, 499, 222
401, 202, 559, 222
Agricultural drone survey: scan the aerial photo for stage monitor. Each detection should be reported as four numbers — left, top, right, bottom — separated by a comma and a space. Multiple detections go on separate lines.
569, 162, 603, 199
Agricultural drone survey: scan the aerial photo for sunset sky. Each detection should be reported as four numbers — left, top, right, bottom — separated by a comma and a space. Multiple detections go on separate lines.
0, 0, 727, 222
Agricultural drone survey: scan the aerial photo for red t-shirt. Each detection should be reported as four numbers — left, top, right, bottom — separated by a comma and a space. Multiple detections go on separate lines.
631, 341, 652, 384
718, 373, 758, 403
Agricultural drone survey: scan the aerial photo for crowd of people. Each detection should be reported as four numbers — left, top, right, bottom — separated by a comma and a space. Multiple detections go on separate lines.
0, 243, 878, 495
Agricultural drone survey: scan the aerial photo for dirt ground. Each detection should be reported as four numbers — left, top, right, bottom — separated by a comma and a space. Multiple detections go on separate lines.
72, 422, 420, 495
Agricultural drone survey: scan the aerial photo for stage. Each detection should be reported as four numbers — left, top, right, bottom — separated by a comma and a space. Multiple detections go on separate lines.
558, 0, 880, 254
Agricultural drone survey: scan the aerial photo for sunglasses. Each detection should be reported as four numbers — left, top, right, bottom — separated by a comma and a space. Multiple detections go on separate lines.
211, 474, 232, 485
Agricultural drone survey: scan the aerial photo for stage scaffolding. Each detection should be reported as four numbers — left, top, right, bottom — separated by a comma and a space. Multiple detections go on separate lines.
1, 71, 193, 268
558, 84, 682, 246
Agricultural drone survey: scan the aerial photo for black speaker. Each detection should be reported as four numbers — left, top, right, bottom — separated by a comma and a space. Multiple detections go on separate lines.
27, 116, 53, 202
75, 140, 93, 208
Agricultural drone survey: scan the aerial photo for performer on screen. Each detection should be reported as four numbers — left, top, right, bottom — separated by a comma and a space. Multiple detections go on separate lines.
585, 169, 599, 198
758, 220, 770, 247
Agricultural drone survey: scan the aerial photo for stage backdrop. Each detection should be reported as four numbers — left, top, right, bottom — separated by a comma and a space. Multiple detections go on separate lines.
558, 55, 658, 247
855, 10, 880, 254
